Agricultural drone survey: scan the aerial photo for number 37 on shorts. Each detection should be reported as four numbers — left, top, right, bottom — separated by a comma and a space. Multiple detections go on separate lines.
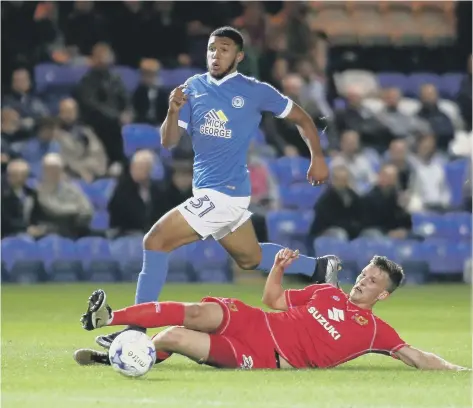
184, 195, 215, 218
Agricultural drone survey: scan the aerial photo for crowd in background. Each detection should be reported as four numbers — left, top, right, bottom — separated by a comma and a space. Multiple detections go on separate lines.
1, 1, 472, 246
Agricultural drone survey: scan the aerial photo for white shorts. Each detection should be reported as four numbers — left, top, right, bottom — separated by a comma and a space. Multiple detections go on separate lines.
177, 188, 252, 240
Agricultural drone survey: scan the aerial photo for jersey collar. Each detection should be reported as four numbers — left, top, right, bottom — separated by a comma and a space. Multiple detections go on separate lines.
206, 71, 239, 86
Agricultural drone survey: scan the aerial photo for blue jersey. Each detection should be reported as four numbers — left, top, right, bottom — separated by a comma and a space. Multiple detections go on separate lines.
178, 71, 293, 197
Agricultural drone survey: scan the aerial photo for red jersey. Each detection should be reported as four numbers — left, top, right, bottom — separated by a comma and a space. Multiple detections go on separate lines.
265, 284, 408, 369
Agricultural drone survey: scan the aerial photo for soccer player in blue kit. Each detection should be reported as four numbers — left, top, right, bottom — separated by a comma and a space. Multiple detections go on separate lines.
95, 26, 333, 349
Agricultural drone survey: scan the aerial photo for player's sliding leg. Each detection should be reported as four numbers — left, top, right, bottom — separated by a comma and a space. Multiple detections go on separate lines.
82, 289, 224, 332
95, 208, 200, 348
218, 219, 342, 284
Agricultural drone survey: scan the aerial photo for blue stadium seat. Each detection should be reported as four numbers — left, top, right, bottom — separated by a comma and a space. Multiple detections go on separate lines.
38, 235, 82, 282
349, 238, 397, 269
401, 261, 430, 285
90, 178, 117, 210
34, 63, 87, 94
168, 243, 197, 283
122, 124, 161, 158
445, 159, 468, 208
444, 212, 472, 240
266, 210, 314, 251
76, 237, 120, 282
110, 235, 144, 282
1, 261, 8, 283
439, 73, 463, 99
394, 240, 426, 263
313, 236, 351, 258
192, 239, 230, 283
377, 72, 409, 92
412, 213, 448, 238
113, 66, 139, 93
1, 237, 43, 283
280, 183, 326, 210
406, 73, 441, 97
90, 210, 110, 232
160, 68, 204, 89
270, 157, 311, 186
421, 239, 469, 275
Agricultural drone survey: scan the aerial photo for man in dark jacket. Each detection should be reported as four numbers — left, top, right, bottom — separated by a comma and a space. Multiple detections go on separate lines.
417, 84, 455, 151
132, 59, 169, 125
457, 55, 472, 131
75, 43, 130, 164
361, 164, 412, 239
1, 159, 43, 238
310, 165, 363, 240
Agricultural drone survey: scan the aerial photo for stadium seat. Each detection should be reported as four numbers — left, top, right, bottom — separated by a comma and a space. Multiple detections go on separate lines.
444, 212, 472, 240
377, 72, 408, 92
1, 261, 9, 283
90, 210, 110, 232
406, 73, 441, 97
445, 159, 468, 208
34, 63, 88, 94
168, 242, 197, 283
160, 68, 204, 89
76, 237, 121, 282
279, 183, 326, 210
349, 238, 398, 268
192, 239, 231, 283
113, 66, 140, 93
394, 240, 426, 263
90, 178, 117, 210
412, 212, 447, 238
38, 235, 82, 282
110, 235, 144, 281
421, 239, 469, 274
439, 73, 463, 99
266, 210, 314, 249
269, 157, 311, 186
1, 237, 44, 283
401, 261, 430, 284
122, 124, 161, 158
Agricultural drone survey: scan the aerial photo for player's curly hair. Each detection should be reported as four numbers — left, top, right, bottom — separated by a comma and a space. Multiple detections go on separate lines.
210, 26, 244, 51
370, 256, 405, 293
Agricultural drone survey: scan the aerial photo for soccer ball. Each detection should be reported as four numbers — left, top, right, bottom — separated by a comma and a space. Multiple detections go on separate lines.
108, 330, 156, 378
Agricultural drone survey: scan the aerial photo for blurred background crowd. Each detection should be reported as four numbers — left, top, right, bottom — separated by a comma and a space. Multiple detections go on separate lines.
1, 1, 471, 284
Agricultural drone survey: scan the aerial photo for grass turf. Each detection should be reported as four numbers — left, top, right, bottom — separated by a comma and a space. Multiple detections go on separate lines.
1, 283, 471, 408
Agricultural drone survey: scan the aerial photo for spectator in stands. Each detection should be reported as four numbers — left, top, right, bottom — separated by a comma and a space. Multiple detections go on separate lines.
376, 87, 430, 143
64, 1, 110, 55
269, 57, 289, 90
165, 165, 194, 210
463, 159, 472, 212
1, 159, 43, 239
3, 68, 49, 132
111, 1, 147, 68
385, 139, 413, 192
108, 150, 169, 236
35, 153, 93, 238
330, 130, 377, 195
1, 108, 32, 162
335, 85, 390, 152
132, 59, 169, 125
144, 1, 191, 68
247, 143, 280, 242
309, 165, 363, 240
457, 54, 472, 131
19, 117, 61, 178
57, 98, 107, 182
409, 133, 451, 213
76, 43, 131, 164
361, 164, 412, 240
232, 2, 268, 53
417, 84, 455, 151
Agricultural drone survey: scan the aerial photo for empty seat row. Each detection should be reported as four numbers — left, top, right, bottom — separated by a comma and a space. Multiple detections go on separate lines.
1, 235, 231, 284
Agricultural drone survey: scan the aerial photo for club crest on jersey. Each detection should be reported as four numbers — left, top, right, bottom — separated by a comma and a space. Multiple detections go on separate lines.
200, 109, 232, 139
232, 96, 244, 108
353, 314, 369, 326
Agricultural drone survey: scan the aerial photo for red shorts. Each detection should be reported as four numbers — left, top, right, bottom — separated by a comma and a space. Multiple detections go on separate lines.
202, 297, 279, 370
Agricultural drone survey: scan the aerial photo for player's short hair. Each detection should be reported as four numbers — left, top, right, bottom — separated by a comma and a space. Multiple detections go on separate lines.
370, 255, 404, 293
210, 26, 244, 51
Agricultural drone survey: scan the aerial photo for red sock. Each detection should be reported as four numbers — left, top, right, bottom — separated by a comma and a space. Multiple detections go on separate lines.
109, 302, 185, 328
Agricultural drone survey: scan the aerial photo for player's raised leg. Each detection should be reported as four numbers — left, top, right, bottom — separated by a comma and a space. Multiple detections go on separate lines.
82, 289, 224, 332
218, 219, 342, 283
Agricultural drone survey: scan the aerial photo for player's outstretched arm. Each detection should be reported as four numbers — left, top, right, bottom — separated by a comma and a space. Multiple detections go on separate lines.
160, 85, 188, 148
394, 346, 471, 371
284, 104, 329, 186
262, 248, 299, 311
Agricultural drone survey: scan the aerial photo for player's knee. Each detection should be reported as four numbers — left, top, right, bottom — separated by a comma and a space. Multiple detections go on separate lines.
143, 223, 169, 252
155, 326, 186, 349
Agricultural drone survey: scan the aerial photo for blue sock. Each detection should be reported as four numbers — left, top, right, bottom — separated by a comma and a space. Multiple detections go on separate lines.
135, 250, 169, 304
257, 243, 316, 277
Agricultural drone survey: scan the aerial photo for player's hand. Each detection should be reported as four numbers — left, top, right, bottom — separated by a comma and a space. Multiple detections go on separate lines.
273, 248, 300, 270
168, 85, 188, 113
307, 157, 329, 186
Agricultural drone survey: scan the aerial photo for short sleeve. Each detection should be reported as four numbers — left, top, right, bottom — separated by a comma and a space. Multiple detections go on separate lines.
284, 283, 332, 308
372, 320, 408, 359
257, 81, 293, 119
178, 102, 191, 130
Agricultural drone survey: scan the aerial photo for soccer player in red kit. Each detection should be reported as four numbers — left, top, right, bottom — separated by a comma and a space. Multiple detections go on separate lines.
75, 249, 469, 371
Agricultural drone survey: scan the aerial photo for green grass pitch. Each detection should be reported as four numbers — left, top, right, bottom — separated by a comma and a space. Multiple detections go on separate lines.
2, 282, 471, 408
